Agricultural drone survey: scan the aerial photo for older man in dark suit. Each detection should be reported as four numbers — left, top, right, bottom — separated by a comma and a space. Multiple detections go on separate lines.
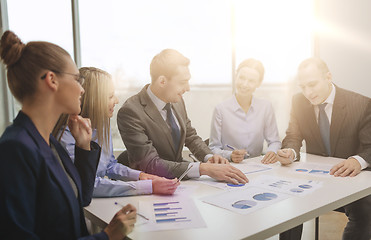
277, 57, 371, 240
117, 49, 248, 185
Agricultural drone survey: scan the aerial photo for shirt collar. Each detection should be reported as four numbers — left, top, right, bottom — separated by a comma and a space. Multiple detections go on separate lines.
146, 85, 167, 112
232, 95, 256, 112
322, 83, 336, 105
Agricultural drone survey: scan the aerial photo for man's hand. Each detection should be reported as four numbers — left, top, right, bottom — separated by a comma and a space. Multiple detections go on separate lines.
276, 149, 295, 165
261, 151, 277, 164
207, 154, 229, 164
231, 149, 247, 163
200, 163, 248, 184
104, 204, 137, 240
330, 157, 362, 177
68, 115, 92, 151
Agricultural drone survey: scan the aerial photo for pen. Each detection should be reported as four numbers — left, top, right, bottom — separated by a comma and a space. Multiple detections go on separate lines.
226, 144, 236, 150
177, 165, 193, 182
114, 202, 149, 220
226, 144, 250, 157
188, 153, 198, 162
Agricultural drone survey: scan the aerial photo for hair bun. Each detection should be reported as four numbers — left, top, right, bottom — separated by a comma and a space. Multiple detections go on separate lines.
0, 30, 26, 67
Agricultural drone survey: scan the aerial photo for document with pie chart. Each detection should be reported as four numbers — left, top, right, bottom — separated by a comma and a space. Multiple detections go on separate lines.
252, 175, 323, 196
201, 187, 290, 215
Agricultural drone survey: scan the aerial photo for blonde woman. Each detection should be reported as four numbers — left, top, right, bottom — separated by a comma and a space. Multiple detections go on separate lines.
209, 59, 282, 163
55, 67, 179, 197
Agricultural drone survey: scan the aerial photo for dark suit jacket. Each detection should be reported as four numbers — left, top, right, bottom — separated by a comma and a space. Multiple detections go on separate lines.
282, 85, 371, 165
0, 111, 106, 240
117, 85, 212, 178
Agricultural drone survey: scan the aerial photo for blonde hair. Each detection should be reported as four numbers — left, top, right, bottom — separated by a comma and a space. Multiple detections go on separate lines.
79, 67, 111, 152
52, 67, 112, 153
150, 49, 190, 82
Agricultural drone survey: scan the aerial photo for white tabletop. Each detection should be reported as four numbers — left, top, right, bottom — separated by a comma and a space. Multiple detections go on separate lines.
84, 153, 371, 240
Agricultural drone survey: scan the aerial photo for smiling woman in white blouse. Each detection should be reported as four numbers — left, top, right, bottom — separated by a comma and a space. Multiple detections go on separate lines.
209, 58, 282, 164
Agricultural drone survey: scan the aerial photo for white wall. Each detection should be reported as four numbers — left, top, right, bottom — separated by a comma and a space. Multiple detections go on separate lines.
318, 0, 371, 98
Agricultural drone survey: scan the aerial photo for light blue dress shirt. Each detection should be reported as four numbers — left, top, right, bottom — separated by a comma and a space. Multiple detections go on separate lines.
209, 95, 282, 160
60, 127, 152, 197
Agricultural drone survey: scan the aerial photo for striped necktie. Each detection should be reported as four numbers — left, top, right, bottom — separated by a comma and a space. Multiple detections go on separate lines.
164, 103, 180, 152
318, 103, 331, 156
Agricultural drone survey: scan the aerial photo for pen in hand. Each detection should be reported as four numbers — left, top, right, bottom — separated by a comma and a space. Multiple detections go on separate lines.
177, 165, 194, 182
114, 202, 149, 220
226, 144, 250, 158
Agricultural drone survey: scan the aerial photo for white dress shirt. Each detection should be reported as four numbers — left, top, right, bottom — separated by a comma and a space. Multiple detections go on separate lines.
209, 95, 282, 160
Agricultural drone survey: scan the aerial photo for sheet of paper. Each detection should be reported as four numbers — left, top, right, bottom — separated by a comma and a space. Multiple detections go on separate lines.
251, 174, 323, 196
194, 161, 273, 190
173, 184, 199, 196
137, 198, 206, 232
194, 175, 250, 190
232, 161, 274, 175
292, 162, 334, 177
201, 187, 290, 215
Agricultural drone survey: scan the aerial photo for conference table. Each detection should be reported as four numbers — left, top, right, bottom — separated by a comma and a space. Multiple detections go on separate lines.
84, 153, 371, 240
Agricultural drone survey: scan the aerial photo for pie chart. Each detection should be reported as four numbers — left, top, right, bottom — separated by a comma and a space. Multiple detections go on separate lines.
290, 188, 304, 193
253, 192, 278, 201
232, 200, 257, 209
227, 183, 245, 187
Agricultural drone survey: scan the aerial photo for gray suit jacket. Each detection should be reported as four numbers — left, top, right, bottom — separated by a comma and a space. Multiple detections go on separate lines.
117, 85, 212, 178
282, 85, 371, 166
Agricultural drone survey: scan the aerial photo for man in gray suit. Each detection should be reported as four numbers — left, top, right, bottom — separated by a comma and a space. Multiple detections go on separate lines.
277, 57, 371, 240
117, 49, 248, 185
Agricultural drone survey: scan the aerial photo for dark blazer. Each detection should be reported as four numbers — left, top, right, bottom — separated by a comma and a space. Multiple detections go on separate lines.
283, 85, 371, 165
0, 111, 107, 240
117, 85, 212, 178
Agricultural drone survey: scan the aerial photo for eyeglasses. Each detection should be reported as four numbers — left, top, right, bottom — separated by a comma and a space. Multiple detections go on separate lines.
41, 70, 85, 85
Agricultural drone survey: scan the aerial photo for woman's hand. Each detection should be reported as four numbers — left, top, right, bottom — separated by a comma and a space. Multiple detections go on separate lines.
152, 178, 179, 195
68, 115, 92, 151
231, 149, 247, 163
139, 172, 161, 180
261, 151, 278, 164
104, 204, 137, 240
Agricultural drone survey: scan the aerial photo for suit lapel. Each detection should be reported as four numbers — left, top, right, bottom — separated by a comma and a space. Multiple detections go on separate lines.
18, 112, 81, 234
330, 87, 346, 155
302, 98, 327, 153
139, 85, 178, 153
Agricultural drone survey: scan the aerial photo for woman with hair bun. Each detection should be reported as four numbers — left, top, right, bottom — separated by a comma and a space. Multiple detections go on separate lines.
0, 30, 136, 240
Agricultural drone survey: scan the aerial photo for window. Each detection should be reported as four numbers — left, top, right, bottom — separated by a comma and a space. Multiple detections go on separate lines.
6, 0, 75, 115
233, 0, 314, 83
79, 0, 232, 87
7, 0, 74, 57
